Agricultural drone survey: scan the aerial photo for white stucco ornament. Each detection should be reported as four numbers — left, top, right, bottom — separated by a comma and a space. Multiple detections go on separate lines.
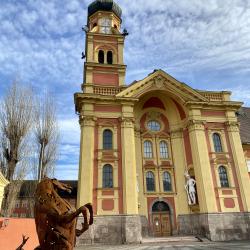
184, 171, 196, 205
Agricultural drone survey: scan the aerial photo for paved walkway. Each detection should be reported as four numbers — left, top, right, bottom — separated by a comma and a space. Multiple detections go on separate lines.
75, 241, 250, 250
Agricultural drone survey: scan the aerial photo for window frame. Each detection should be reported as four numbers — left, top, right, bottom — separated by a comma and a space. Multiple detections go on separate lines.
98, 50, 105, 64
218, 165, 229, 188
162, 171, 172, 192
213, 132, 223, 153
102, 164, 113, 188
146, 171, 155, 192
144, 140, 153, 158
147, 120, 161, 132
107, 50, 113, 64
103, 129, 113, 150
159, 140, 169, 159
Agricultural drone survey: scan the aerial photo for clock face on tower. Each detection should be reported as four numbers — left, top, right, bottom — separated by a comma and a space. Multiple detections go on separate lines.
99, 17, 112, 34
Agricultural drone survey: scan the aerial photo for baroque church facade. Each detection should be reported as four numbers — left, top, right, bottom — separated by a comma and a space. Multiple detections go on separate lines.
74, 0, 250, 244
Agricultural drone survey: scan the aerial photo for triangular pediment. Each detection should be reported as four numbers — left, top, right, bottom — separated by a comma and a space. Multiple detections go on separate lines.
117, 70, 208, 102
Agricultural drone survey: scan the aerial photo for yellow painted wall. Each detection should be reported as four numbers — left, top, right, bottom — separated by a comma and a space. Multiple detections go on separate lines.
0, 172, 9, 211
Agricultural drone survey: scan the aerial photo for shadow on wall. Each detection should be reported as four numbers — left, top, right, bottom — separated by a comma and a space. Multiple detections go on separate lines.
0, 217, 39, 250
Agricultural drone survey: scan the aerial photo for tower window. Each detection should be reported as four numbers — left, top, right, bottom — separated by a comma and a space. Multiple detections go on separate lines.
144, 140, 153, 158
103, 129, 113, 150
93, 23, 97, 28
103, 164, 113, 188
218, 166, 229, 187
107, 51, 113, 64
146, 171, 155, 192
98, 50, 104, 64
213, 133, 223, 152
163, 171, 172, 191
160, 141, 168, 158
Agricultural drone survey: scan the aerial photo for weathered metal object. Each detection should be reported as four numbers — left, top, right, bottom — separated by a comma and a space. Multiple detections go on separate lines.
16, 235, 29, 250
34, 177, 93, 250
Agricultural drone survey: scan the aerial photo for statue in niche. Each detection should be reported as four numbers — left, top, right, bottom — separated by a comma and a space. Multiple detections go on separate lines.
184, 171, 196, 205
33, 177, 93, 250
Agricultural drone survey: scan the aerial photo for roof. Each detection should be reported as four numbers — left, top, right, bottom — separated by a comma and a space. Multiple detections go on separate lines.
238, 107, 250, 144
88, 0, 122, 18
18, 180, 78, 199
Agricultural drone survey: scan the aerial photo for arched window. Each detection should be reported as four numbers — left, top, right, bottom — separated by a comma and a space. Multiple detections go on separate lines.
103, 129, 113, 150
163, 171, 172, 191
98, 50, 104, 63
107, 51, 113, 64
144, 140, 153, 158
218, 166, 229, 187
152, 201, 170, 212
146, 171, 155, 191
213, 133, 223, 152
160, 141, 168, 158
103, 164, 113, 188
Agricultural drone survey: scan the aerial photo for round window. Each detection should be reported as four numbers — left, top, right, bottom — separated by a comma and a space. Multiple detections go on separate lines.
147, 120, 161, 131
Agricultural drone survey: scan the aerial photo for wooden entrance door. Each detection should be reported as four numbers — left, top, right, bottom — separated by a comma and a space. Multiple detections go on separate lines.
152, 213, 171, 237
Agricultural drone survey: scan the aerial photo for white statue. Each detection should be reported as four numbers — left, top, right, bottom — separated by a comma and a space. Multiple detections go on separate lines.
184, 171, 196, 205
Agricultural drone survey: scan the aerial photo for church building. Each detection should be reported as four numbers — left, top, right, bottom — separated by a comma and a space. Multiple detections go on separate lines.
74, 0, 250, 244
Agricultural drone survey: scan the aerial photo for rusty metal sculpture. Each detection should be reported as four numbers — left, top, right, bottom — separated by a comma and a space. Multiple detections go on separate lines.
34, 177, 93, 250
16, 235, 29, 250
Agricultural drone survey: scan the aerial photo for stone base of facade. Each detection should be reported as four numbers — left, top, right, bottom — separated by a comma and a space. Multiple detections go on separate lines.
178, 212, 250, 241
76, 215, 144, 246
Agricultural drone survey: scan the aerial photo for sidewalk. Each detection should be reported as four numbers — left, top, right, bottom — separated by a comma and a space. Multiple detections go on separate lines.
75, 240, 250, 250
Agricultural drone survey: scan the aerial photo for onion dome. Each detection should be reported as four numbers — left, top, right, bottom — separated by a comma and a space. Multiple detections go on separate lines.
88, 0, 122, 18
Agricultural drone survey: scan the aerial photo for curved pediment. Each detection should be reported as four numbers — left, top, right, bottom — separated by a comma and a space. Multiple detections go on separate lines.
117, 70, 208, 103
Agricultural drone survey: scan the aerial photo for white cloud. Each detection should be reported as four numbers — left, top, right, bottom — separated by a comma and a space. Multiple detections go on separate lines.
1, 0, 250, 180
58, 118, 80, 145
54, 164, 78, 180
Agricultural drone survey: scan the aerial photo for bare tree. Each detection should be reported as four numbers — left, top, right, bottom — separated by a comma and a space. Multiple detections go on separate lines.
34, 93, 59, 181
0, 82, 33, 216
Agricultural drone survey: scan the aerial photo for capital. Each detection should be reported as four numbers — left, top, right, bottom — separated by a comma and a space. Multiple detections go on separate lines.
79, 115, 96, 127
170, 129, 183, 139
187, 119, 206, 132
120, 117, 135, 128
225, 121, 239, 132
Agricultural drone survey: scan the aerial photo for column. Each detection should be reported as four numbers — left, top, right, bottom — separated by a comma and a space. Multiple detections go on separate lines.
86, 34, 94, 63
134, 128, 147, 217
226, 121, 250, 211
170, 129, 189, 215
188, 120, 217, 213
121, 115, 138, 214
77, 115, 95, 208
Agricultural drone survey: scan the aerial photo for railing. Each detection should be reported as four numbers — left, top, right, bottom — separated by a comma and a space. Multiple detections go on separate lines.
93, 86, 125, 96
199, 91, 224, 101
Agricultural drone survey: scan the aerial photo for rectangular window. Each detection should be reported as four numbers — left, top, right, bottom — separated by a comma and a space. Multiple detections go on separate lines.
144, 141, 153, 158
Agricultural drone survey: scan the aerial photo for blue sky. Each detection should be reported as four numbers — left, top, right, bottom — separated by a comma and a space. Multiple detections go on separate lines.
1, 0, 250, 180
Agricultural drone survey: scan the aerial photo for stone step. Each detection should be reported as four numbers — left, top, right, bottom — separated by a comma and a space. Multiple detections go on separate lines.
141, 236, 200, 244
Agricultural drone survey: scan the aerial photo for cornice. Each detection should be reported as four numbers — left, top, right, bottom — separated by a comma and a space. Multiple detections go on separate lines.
185, 101, 243, 110
84, 62, 127, 70
74, 92, 139, 113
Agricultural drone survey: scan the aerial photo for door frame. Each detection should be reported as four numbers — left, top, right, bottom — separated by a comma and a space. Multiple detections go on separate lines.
152, 211, 172, 237
149, 199, 174, 237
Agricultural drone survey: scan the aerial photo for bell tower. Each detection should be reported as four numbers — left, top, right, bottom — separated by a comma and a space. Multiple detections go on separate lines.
82, 0, 127, 93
